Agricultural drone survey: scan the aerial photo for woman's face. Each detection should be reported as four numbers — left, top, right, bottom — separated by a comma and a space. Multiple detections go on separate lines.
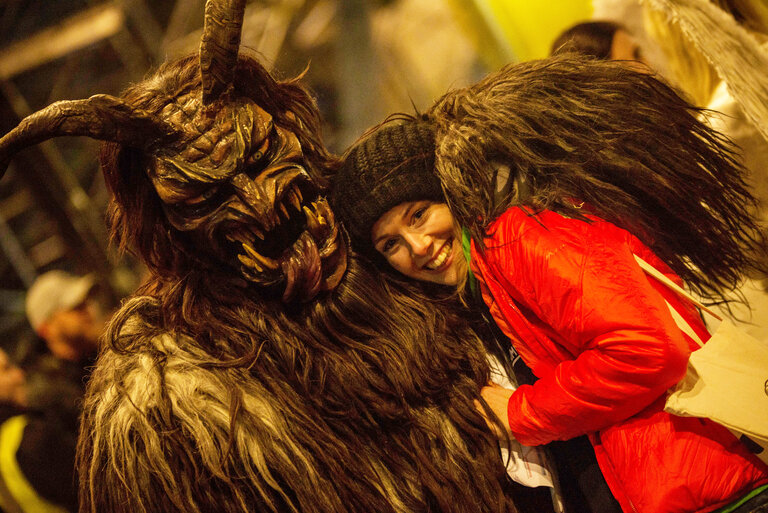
371, 200, 466, 286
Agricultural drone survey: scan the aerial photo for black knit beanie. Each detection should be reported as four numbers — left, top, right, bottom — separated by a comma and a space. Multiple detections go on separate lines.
332, 121, 444, 251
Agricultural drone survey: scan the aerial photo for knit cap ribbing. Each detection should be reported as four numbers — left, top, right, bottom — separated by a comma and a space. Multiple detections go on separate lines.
332, 121, 443, 250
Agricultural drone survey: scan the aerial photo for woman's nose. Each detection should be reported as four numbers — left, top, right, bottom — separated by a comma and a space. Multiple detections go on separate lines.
404, 232, 431, 256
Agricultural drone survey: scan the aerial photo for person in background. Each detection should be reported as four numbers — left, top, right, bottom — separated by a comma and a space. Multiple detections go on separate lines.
0, 271, 110, 513
550, 20, 649, 71
25, 271, 107, 364
331, 56, 768, 513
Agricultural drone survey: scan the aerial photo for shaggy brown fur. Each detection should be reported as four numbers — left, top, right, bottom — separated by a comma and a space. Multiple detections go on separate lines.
422, 56, 766, 302
76, 54, 518, 513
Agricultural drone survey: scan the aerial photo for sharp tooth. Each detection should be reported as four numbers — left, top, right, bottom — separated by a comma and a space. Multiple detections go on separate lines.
242, 242, 279, 270
238, 253, 263, 273
319, 226, 340, 257
252, 226, 265, 240
289, 189, 301, 211
321, 200, 336, 225
304, 205, 321, 232
295, 187, 303, 202
273, 210, 281, 227
310, 202, 327, 226
227, 232, 250, 244
279, 202, 289, 219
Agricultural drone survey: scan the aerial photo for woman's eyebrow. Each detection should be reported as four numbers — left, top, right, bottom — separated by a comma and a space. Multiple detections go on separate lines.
373, 230, 394, 246
373, 206, 413, 246
403, 203, 420, 218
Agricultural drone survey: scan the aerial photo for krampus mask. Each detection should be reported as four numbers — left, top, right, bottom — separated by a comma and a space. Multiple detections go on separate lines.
0, 0, 345, 303
0, 1, 517, 512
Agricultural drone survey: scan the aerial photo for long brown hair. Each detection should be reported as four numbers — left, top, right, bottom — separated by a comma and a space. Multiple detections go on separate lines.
425, 55, 765, 302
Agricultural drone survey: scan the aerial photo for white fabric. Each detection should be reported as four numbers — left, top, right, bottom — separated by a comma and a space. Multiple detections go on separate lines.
707, 277, 768, 344
486, 355, 557, 489
664, 319, 768, 447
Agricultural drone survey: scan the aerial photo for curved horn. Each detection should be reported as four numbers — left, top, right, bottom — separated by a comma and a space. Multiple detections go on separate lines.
0, 94, 179, 179
200, 0, 247, 104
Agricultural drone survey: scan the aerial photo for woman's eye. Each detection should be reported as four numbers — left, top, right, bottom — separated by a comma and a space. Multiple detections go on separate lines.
381, 239, 397, 253
412, 207, 427, 223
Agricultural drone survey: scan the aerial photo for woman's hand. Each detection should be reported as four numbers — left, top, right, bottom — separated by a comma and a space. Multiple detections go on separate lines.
476, 383, 513, 438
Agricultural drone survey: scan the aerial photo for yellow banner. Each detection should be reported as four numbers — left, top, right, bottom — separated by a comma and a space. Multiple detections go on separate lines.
446, 0, 593, 67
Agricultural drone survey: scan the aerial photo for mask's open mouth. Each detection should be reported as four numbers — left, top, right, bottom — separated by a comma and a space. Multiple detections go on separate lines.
226, 180, 314, 263
224, 178, 346, 302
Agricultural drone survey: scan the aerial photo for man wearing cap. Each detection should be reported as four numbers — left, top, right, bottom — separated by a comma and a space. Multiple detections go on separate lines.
25, 270, 106, 363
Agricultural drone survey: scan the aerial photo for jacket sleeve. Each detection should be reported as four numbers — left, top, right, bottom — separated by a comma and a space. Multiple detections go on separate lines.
487, 211, 691, 446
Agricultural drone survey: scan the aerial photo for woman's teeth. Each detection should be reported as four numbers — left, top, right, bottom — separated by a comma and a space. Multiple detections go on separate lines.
425, 242, 451, 270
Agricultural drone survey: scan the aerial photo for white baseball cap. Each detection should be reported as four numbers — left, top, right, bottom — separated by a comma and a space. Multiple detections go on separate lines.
25, 271, 96, 332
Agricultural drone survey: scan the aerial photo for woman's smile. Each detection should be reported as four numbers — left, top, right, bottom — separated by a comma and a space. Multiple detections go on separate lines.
424, 237, 454, 271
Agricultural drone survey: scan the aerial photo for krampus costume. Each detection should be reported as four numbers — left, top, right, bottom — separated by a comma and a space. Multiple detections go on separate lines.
0, 1, 518, 512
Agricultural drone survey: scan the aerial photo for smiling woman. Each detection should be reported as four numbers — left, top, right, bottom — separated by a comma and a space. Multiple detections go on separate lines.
332, 120, 469, 287
331, 55, 768, 513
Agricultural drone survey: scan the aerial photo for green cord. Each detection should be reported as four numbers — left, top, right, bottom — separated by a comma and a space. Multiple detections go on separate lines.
461, 226, 477, 297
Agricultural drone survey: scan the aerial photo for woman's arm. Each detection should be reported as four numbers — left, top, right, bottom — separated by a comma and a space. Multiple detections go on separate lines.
481, 210, 691, 445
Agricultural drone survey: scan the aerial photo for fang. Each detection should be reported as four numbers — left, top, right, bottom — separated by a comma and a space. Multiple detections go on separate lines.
238, 253, 263, 273
242, 242, 279, 270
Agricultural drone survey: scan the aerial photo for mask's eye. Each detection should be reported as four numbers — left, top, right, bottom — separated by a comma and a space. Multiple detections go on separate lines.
246, 132, 273, 166
171, 184, 227, 218
182, 185, 220, 206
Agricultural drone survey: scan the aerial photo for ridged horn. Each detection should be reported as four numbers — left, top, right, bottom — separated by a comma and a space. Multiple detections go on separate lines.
200, 0, 247, 104
0, 94, 179, 179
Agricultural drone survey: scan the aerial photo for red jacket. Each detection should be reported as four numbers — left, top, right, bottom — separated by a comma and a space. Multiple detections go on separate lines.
470, 207, 768, 513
